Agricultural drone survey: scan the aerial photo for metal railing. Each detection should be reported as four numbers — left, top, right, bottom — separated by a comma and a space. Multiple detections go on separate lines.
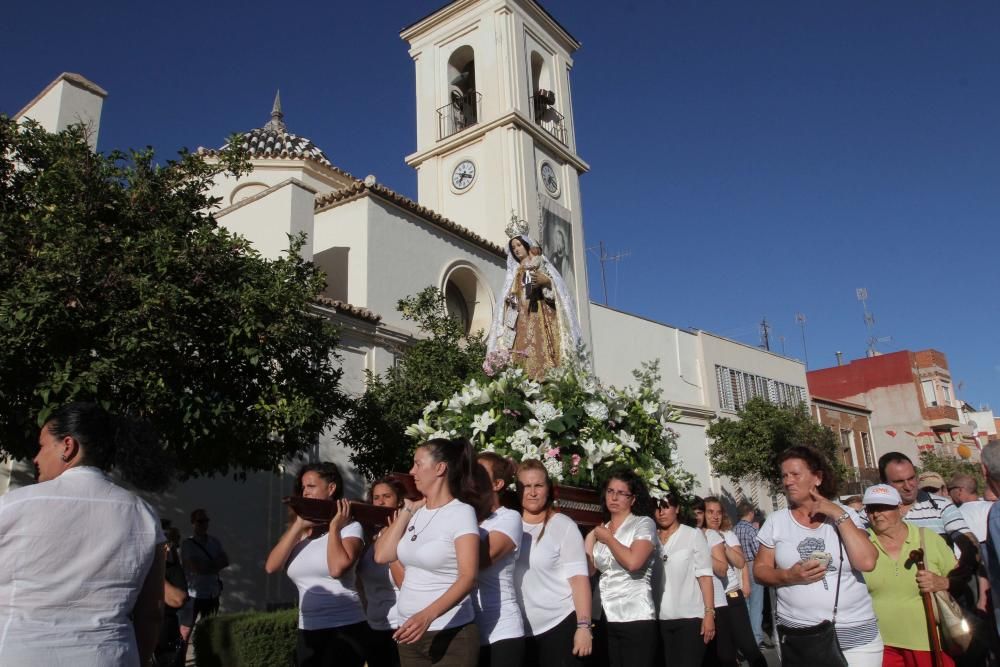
437, 91, 482, 140
529, 96, 568, 145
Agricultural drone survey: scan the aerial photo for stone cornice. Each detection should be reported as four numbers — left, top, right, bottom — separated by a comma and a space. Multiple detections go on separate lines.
213, 178, 317, 219
404, 109, 589, 173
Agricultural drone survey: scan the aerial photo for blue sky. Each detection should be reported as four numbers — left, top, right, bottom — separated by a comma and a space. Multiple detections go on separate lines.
4, 1, 998, 411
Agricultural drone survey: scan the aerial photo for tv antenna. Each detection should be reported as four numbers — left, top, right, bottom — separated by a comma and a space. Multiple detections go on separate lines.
856, 288, 891, 357
795, 312, 809, 369
587, 241, 630, 305
759, 317, 772, 351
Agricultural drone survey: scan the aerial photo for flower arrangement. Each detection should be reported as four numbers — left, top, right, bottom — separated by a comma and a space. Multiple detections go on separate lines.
405, 358, 694, 500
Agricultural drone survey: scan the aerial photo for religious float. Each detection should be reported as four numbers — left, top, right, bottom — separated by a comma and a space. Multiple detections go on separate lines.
287, 216, 694, 530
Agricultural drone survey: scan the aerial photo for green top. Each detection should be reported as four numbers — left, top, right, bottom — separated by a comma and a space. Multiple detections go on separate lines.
864, 522, 956, 650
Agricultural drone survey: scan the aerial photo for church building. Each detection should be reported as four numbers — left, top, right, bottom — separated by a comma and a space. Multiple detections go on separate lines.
7, 0, 810, 611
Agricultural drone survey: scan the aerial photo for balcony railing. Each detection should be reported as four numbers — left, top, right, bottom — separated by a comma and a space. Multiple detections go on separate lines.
437, 91, 481, 140
529, 96, 568, 145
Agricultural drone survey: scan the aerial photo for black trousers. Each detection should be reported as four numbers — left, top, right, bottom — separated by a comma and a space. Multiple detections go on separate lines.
704, 594, 766, 667
659, 617, 707, 667
365, 627, 400, 667
296, 621, 370, 667
604, 619, 656, 667
478, 636, 525, 667
525, 612, 587, 667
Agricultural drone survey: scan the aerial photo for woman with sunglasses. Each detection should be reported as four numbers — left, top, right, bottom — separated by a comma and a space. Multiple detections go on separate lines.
862, 483, 956, 667
652, 493, 715, 667
585, 470, 657, 667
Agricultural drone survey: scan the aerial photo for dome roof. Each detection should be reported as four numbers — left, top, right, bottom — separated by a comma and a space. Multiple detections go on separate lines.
231, 92, 332, 166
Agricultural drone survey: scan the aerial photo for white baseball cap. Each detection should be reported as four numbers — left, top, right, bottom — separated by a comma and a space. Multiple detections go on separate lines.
862, 483, 902, 507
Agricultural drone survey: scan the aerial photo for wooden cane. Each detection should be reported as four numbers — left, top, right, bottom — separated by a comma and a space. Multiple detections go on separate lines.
910, 548, 946, 667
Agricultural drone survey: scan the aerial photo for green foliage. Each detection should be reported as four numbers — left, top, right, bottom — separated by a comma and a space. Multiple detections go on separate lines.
0, 118, 345, 482
412, 359, 693, 498
706, 397, 843, 491
194, 609, 297, 667
918, 450, 985, 494
340, 287, 487, 478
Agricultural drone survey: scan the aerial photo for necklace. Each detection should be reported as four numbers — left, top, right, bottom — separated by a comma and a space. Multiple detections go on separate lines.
406, 507, 441, 542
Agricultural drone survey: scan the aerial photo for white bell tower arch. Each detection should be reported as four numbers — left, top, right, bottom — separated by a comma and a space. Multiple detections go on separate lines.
401, 0, 592, 343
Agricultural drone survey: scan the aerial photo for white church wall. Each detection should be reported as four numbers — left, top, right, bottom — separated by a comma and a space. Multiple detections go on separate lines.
215, 179, 316, 261
313, 199, 369, 307
590, 304, 715, 492
362, 197, 506, 332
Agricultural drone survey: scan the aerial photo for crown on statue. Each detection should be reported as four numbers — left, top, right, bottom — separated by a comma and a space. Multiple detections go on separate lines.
505, 210, 529, 239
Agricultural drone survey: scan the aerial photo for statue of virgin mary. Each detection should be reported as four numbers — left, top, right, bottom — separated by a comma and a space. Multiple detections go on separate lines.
486, 217, 582, 380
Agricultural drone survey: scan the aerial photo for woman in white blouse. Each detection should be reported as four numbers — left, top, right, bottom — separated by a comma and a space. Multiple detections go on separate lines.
702, 497, 766, 667
357, 477, 407, 667
265, 462, 370, 667
473, 453, 525, 665
514, 459, 592, 666
585, 470, 657, 667
652, 492, 715, 667
374, 438, 481, 667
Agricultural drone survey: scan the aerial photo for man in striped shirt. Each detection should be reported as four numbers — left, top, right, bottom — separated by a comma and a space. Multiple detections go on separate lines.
878, 452, 975, 544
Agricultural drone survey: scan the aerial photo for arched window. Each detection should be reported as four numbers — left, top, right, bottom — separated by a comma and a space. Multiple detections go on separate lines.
442, 263, 494, 337
439, 46, 479, 138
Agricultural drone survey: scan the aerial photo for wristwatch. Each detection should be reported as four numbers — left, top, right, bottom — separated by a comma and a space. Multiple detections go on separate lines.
834, 511, 851, 527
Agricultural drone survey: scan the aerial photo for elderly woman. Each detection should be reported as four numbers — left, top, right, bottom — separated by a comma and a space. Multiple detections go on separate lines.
0, 402, 167, 666
754, 446, 882, 667
862, 483, 957, 667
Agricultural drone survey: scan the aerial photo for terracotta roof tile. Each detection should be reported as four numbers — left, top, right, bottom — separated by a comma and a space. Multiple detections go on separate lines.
315, 181, 505, 257
313, 297, 382, 323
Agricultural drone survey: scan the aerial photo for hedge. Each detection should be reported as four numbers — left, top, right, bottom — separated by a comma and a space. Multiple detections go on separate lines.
194, 608, 297, 667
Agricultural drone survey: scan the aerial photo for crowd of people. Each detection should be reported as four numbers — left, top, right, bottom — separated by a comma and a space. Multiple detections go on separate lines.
6, 402, 1000, 667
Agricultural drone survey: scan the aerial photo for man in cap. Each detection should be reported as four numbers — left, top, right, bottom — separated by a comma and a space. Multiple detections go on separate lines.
918, 471, 947, 496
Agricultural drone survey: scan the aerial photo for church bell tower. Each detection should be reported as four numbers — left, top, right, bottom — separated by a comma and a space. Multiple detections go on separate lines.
401, 0, 591, 339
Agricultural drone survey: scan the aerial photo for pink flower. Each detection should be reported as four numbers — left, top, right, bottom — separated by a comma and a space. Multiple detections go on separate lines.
546, 447, 560, 459
571, 454, 581, 465
569, 466, 579, 475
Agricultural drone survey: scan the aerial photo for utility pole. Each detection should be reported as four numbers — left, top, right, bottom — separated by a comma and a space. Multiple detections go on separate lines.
795, 313, 808, 369
759, 317, 772, 351
587, 241, 630, 306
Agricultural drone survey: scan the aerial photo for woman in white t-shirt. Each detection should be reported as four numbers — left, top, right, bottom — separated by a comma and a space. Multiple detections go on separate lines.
374, 438, 481, 667
652, 492, 715, 667
754, 446, 881, 667
702, 497, 766, 667
265, 462, 370, 667
584, 470, 657, 667
474, 453, 525, 665
514, 459, 592, 666
357, 477, 407, 667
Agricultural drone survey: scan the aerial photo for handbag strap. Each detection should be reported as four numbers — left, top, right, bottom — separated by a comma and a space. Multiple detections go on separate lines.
831, 525, 844, 624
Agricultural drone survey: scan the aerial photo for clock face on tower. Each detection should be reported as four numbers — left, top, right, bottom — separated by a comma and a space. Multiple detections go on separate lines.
451, 159, 476, 191
540, 161, 559, 197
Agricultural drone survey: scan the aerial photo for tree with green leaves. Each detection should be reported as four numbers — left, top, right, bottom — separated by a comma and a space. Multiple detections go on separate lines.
340, 287, 487, 479
706, 397, 843, 492
0, 118, 345, 486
